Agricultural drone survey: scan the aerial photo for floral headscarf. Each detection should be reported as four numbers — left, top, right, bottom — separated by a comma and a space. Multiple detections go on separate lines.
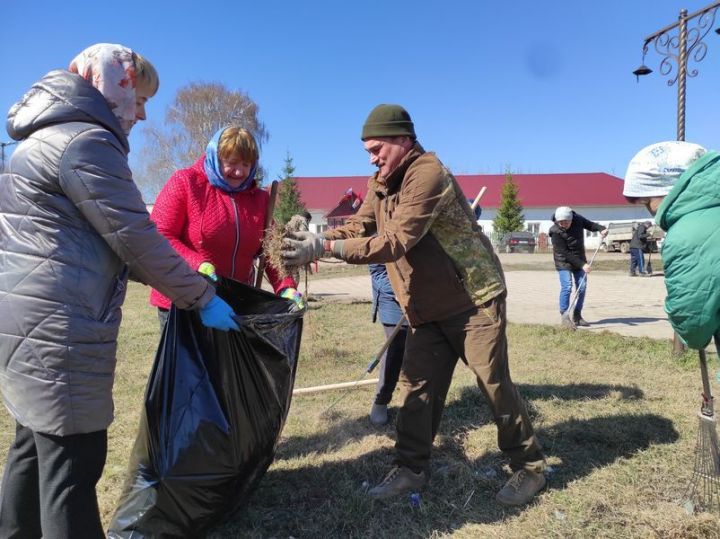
68, 43, 137, 135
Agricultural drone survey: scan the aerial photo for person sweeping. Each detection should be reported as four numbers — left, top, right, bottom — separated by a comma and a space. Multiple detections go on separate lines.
549, 206, 607, 328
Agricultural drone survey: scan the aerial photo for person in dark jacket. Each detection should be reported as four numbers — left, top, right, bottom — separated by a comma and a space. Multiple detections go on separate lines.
629, 221, 651, 276
0, 43, 239, 539
549, 206, 607, 326
368, 263, 408, 426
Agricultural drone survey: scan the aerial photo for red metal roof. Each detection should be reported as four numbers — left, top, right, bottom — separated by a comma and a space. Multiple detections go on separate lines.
325, 190, 363, 218
294, 172, 626, 210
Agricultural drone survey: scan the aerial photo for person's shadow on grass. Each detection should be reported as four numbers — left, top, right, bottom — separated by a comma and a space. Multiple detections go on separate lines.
278, 381, 644, 458
592, 316, 666, 326
210, 383, 677, 538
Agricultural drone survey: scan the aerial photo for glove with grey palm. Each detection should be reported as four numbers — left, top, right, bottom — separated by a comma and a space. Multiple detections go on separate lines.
281, 231, 326, 267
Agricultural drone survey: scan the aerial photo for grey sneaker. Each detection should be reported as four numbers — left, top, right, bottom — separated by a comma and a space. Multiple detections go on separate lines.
368, 466, 427, 499
496, 469, 546, 506
370, 404, 388, 426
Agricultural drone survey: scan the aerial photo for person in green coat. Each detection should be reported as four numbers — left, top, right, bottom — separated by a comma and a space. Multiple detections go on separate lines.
623, 141, 719, 349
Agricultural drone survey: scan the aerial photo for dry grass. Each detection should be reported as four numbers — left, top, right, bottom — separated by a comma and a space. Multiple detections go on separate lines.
206, 316, 719, 539
0, 282, 717, 538
264, 214, 310, 280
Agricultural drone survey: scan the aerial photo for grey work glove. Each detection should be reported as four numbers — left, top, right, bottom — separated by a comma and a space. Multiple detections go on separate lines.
281, 231, 325, 266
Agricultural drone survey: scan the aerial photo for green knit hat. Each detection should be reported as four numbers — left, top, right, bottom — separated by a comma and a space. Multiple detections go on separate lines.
361, 104, 416, 140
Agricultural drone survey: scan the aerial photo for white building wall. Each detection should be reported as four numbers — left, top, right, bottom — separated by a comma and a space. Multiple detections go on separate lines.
477, 205, 651, 236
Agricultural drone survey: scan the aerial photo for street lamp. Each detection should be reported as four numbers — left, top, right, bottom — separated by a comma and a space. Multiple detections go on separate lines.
633, 1, 720, 141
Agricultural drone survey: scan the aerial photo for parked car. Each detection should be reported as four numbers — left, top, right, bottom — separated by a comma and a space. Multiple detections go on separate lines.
498, 231, 536, 253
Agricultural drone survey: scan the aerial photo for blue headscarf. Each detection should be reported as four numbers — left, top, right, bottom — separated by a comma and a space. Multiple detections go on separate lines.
203, 127, 258, 193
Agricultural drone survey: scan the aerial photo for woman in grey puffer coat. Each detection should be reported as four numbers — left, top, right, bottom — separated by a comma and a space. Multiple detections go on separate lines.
0, 43, 238, 538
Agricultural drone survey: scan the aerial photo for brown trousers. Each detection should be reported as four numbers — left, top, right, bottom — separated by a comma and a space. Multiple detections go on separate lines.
395, 294, 544, 473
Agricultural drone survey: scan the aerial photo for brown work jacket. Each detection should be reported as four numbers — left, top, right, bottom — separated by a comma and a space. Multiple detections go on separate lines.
325, 144, 505, 326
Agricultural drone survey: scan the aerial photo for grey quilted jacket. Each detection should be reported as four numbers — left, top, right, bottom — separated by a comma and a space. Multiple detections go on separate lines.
0, 70, 214, 435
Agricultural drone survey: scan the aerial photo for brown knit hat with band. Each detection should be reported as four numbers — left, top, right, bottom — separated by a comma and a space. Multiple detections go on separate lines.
361, 104, 416, 140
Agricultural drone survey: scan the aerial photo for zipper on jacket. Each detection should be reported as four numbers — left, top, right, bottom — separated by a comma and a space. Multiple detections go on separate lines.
231, 197, 240, 279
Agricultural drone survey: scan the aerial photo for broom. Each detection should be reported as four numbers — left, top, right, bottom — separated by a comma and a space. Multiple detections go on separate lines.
684, 348, 720, 513
560, 242, 602, 330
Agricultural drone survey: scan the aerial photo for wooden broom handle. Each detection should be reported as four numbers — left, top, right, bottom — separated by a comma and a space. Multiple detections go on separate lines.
254, 180, 279, 288
471, 186, 486, 210
699, 349, 713, 403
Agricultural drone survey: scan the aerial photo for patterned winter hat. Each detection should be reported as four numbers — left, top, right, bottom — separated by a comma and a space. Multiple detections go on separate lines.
623, 141, 706, 197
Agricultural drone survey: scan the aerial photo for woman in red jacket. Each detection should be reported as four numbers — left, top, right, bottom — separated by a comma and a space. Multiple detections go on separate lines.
150, 126, 300, 325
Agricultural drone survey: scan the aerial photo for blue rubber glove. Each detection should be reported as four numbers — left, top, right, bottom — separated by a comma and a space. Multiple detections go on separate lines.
199, 296, 239, 332
280, 287, 306, 311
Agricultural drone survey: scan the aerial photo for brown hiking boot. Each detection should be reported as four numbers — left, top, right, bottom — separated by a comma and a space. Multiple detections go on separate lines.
368, 466, 427, 499
496, 469, 546, 506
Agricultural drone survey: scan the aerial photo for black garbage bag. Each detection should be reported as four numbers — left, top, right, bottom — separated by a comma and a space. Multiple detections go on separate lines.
108, 279, 303, 538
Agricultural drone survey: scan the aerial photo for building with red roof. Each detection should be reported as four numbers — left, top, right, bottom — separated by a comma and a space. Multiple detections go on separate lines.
295, 172, 648, 245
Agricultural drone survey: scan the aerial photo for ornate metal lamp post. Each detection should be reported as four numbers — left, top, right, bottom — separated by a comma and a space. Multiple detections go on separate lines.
633, 1, 720, 141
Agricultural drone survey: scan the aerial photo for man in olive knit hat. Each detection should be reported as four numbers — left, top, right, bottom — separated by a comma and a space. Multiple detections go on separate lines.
282, 104, 546, 505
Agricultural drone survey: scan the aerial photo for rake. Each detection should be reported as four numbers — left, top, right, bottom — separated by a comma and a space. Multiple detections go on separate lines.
319, 315, 406, 419
560, 242, 602, 330
684, 348, 720, 513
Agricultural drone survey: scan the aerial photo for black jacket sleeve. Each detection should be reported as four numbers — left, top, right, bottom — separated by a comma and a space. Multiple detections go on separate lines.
579, 215, 606, 233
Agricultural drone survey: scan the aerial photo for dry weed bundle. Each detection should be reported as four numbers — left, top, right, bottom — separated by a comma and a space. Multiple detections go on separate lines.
264, 214, 309, 281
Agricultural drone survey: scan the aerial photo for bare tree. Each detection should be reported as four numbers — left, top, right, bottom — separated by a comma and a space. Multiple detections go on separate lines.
136, 82, 269, 198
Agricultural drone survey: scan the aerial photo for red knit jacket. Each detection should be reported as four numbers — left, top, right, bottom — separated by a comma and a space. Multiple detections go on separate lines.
149, 157, 295, 309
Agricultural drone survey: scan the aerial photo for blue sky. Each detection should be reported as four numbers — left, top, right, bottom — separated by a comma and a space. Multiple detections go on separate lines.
3, 0, 720, 183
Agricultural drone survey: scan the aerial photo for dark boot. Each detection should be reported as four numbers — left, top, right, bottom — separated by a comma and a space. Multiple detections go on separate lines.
573, 311, 590, 327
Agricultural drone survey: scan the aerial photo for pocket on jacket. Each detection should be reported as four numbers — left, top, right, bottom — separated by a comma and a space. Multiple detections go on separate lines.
98, 265, 129, 323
